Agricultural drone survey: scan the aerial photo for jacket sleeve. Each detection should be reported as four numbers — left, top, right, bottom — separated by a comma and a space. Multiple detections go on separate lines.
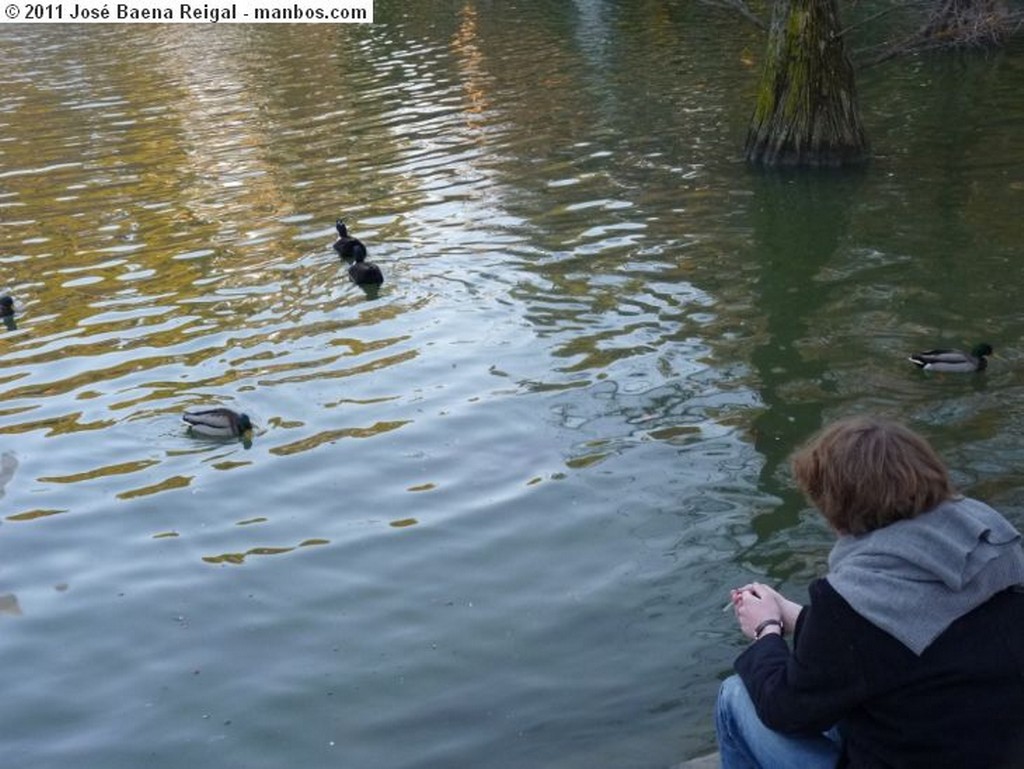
734, 578, 871, 734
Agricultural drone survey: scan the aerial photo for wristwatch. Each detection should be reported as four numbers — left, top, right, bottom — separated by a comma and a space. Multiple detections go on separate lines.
754, 618, 783, 640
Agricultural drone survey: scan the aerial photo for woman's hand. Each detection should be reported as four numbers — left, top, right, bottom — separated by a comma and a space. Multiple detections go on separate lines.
730, 586, 782, 640
730, 583, 803, 639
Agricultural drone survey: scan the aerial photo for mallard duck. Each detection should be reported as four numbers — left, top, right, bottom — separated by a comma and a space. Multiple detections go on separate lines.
0, 296, 13, 318
348, 249, 384, 286
333, 219, 366, 261
908, 343, 993, 373
183, 407, 254, 438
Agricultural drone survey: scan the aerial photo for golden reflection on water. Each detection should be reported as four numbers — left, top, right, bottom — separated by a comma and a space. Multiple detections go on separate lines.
116, 474, 193, 500
201, 538, 330, 565
268, 420, 411, 456
210, 460, 253, 471
452, 3, 492, 131
5, 508, 68, 522
0, 411, 115, 436
36, 459, 160, 484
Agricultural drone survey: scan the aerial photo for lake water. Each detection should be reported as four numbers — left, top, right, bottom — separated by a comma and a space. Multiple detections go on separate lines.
2, 4, 1024, 768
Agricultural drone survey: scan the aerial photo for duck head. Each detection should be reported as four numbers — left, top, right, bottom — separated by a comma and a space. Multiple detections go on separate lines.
237, 413, 254, 434
973, 343, 994, 359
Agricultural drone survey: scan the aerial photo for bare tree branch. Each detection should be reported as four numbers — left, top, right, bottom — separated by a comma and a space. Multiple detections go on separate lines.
698, 0, 767, 31
855, 0, 1024, 70
836, 5, 904, 39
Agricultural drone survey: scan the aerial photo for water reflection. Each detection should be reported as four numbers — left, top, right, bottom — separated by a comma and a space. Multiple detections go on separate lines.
1, 295, 15, 331
202, 538, 329, 565
746, 175, 859, 515
0, 452, 18, 499
0, 594, 22, 616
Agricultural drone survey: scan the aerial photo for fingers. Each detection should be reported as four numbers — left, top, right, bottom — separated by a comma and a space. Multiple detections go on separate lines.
727, 584, 789, 639
732, 585, 767, 603
733, 582, 783, 603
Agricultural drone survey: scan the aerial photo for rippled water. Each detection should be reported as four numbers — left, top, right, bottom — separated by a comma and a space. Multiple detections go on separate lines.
2, 5, 1024, 768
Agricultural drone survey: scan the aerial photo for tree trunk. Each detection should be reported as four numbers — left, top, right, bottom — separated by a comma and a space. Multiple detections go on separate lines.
745, 0, 868, 168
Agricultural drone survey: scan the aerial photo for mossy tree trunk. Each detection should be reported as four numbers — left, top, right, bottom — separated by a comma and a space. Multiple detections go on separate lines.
745, 0, 868, 168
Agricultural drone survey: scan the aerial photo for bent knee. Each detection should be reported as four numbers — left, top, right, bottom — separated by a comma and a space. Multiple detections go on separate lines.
716, 674, 755, 722
718, 675, 749, 706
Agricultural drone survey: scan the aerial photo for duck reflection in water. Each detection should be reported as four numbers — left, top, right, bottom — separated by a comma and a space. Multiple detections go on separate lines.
0, 594, 22, 616
1, 295, 15, 330
0, 451, 18, 501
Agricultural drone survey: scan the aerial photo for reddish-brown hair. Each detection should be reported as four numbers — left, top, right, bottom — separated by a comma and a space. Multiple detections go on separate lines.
790, 417, 957, 535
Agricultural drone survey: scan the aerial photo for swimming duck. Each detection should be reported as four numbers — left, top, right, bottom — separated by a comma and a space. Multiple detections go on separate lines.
908, 343, 993, 373
333, 219, 367, 261
0, 296, 13, 317
348, 249, 384, 286
182, 407, 254, 439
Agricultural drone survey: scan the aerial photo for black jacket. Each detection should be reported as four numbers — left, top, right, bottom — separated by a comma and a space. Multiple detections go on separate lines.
735, 579, 1024, 768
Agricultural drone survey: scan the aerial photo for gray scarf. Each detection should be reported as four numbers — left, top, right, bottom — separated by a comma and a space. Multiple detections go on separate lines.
827, 496, 1024, 655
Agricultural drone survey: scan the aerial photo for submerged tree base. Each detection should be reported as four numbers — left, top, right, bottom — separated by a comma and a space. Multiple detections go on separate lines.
745, 0, 868, 169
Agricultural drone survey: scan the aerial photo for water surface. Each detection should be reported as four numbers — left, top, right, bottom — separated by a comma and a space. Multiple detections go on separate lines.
2, 5, 1024, 767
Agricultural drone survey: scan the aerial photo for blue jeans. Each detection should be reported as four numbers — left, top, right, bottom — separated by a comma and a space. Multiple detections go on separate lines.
715, 675, 842, 769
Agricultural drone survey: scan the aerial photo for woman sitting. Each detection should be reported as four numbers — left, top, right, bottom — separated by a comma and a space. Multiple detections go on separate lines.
718, 416, 1024, 769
